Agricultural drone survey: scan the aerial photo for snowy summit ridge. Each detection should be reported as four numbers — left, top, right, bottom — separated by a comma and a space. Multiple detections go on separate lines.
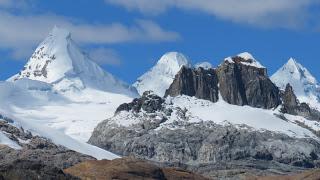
224, 52, 265, 69
133, 52, 191, 96
195, 62, 213, 70
9, 26, 137, 97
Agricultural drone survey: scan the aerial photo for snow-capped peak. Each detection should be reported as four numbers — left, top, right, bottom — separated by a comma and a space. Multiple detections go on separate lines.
272, 58, 317, 89
133, 52, 191, 96
156, 52, 190, 71
50, 25, 71, 39
238, 52, 255, 60
8, 26, 137, 97
282, 58, 317, 85
271, 58, 320, 109
224, 52, 265, 69
195, 62, 213, 70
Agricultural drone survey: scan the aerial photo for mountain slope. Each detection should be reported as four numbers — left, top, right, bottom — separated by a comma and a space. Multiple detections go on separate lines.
89, 92, 320, 179
271, 58, 320, 109
0, 27, 137, 158
133, 52, 190, 96
89, 54, 320, 178
1, 27, 137, 142
9, 26, 137, 97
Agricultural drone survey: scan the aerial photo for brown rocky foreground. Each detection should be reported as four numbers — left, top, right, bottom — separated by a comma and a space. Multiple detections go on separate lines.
64, 157, 209, 180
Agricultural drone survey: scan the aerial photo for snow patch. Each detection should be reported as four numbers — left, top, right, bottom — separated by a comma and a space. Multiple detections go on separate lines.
224, 52, 265, 68
0, 131, 22, 150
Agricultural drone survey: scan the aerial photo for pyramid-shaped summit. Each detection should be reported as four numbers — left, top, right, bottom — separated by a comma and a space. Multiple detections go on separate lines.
271, 58, 320, 109
9, 26, 137, 97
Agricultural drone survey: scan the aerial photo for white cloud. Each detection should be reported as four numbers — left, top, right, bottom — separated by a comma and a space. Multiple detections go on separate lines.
88, 48, 122, 66
0, 11, 180, 60
105, 0, 319, 28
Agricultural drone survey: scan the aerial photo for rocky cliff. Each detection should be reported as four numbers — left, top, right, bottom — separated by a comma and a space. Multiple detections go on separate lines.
165, 55, 281, 109
165, 66, 219, 103
281, 84, 320, 120
89, 92, 320, 179
0, 120, 93, 179
216, 56, 281, 109
88, 53, 320, 179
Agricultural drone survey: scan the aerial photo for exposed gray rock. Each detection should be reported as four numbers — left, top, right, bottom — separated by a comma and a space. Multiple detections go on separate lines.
0, 120, 94, 179
216, 57, 281, 109
165, 66, 219, 103
116, 91, 165, 114
282, 84, 320, 120
89, 94, 320, 179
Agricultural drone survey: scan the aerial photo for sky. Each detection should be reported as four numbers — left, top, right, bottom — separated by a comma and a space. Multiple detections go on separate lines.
0, 0, 319, 83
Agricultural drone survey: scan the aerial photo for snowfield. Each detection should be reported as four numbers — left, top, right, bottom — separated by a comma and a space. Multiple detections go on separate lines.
109, 94, 320, 140
0, 27, 136, 160
1, 26, 320, 161
168, 95, 318, 139
0, 81, 122, 160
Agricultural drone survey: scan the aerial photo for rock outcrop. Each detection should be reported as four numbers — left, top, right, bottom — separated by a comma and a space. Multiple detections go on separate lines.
216, 56, 281, 109
89, 94, 320, 179
282, 84, 320, 120
165, 66, 219, 103
0, 120, 94, 179
88, 54, 320, 179
65, 157, 208, 180
164, 55, 281, 109
252, 168, 320, 180
116, 91, 165, 114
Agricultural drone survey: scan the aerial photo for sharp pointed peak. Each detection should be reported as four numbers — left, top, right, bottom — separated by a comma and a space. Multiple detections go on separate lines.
49, 26, 71, 39
286, 57, 299, 66
157, 51, 190, 67
283, 58, 306, 73
273, 57, 318, 85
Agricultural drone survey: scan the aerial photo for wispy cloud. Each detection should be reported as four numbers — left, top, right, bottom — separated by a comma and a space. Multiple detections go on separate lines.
105, 0, 320, 29
0, 9, 179, 60
88, 47, 122, 66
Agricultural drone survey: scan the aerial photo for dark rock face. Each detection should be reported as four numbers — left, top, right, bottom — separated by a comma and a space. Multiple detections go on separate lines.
216, 58, 281, 109
0, 120, 94, 179
282, 84, 320, 120
0, 159, 78, 180
164, 58, 281, 109
116, 91, 165, 114
165, 66, 219, 103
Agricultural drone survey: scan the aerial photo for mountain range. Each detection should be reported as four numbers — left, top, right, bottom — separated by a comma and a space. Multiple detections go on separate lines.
1, 27, 320, 179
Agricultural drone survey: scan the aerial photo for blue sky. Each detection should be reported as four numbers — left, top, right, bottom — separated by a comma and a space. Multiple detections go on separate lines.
0, 0, 319, 83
